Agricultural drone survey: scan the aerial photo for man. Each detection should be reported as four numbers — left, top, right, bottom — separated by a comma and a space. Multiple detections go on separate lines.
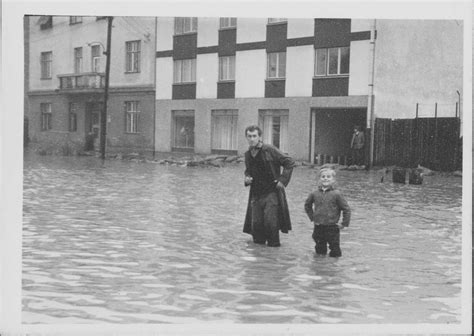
350, 125, 365, 166
243, 125, 296, 247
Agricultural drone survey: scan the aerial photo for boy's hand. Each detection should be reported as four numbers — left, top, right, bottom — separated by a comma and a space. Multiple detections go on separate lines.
244, 176, 253, 185
313, 221, 320, 226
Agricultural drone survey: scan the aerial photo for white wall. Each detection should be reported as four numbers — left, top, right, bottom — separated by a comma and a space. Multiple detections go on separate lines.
197, 17, 219, 47
235, 49, 266, 98
236, 18, 266, 43
155, 57, 173, 100
351, 19, 373, 32
348, 40, 370, 96
287, 18, 314, 38
286, 45, 313, 97
156, 17, 173, 51
374, 19, 463, 119
196, 53, 218, 99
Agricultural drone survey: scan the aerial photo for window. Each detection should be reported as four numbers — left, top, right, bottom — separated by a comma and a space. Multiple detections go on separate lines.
39, 16, 52, 30
172, 110, 194, 149
74, 47, 83, 73
40, 51, 52, 79
268, 18, 287, 24
40, 103, 52, 131
174, 17, 198, 35
267, 52, 286, 79
259, 110, 289, 152
69, 16, 82, 24
91, 45, 101, 72
173, 59, 196, 83
125, 41, 141, 73
125, 101, 140, 133
218, 56, 235, 81
212, 110, 238, 151
220, 17, 237, 29
69, 103, 78, 132
315, 47, 350, 76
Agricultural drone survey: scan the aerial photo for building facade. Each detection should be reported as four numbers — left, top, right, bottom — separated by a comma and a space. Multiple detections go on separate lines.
154, 17, 463, 163
25, 15, 156, 154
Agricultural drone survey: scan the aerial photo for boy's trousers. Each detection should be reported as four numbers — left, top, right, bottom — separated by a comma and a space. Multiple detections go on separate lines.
312, 225, 341, 257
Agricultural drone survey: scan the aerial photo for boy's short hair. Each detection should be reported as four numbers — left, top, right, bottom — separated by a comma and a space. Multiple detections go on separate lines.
245, 125, 262, 136
319, 167, 336, 177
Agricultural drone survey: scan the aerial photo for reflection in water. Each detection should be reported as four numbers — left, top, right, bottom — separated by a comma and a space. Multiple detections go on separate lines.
22, 153, 462, 324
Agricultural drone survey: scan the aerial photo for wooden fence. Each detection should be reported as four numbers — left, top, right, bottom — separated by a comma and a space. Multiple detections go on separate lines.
374, 117, 462, 171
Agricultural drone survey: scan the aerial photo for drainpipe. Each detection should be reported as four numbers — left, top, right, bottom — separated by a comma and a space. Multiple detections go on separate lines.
153, 17, 158, 159
367, 19, 376, 168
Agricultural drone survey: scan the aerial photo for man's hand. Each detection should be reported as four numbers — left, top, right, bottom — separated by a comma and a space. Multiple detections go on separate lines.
276, 181, 285, 189
244, 176, 253, 185
337, 224, 345, 230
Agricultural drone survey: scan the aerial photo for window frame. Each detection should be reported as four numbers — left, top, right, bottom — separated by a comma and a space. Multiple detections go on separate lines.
125, 40, 141, 73
40, 51, 52, 79
258, 109, 289, 153
125, 101, 140, 134
68, 103, 78, 132
314, 46, 350, 77
74, 47, 83, 74
267, 52, 286, 79
40, 103, 52, 131
218, 55, 236, 82
268, 18, 287, 24
172, 110, 195, 150
39, 16, 53, 30
174, 17, 198, 35
69, 16, 82, 25
211, 109, 238, 152
173, 58, 196, 84
219, 17, 237, 29
91, 45, 101, 72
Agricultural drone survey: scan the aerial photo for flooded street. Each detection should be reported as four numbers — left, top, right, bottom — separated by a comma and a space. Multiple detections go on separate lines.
22, 152, 463, 324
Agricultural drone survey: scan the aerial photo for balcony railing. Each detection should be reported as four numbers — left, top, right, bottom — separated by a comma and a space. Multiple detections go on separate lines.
58, 73, 105, 91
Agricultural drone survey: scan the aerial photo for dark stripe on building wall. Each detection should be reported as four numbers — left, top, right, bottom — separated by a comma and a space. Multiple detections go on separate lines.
197, 46, 219, 54
312, 77, 349, 97
235, 41, 267, 52
156, 50, 173, 58
286, 36, 315, 47
350, 31, 371, 41
314, 19, 351, 48
173, 33, 197, 60
217, 82, 235, 99
266, 22, 287, 53
218, 28, 237, 56
265, 79, 285, 98
172, 83, 196, 99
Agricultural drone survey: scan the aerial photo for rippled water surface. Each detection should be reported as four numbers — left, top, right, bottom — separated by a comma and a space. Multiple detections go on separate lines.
22, 153, 463, 324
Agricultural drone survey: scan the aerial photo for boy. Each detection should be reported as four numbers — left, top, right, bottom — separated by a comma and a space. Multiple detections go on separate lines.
304, 168, 351, 257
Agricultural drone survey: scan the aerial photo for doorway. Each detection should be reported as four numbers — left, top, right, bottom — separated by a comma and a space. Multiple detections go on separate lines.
85, 102, 103, 151
310, 108, 366, 164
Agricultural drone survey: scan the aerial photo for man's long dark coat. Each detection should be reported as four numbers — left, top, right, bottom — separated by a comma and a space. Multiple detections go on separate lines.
243, 143, 296, 234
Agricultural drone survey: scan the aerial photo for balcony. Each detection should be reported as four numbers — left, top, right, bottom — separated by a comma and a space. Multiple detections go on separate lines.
57, 73, 105, 92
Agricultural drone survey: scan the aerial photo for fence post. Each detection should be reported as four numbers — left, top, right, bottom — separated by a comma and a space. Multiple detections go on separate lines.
434, 102, 438, 170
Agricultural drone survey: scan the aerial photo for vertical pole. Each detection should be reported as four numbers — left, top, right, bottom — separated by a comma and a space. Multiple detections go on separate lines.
310, 110, 316, 164
100, 16, 113, 160
434, 102, 438, 170
367, 20, 376, 168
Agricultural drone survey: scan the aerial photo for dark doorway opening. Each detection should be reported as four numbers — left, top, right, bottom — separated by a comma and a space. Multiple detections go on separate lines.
311, 108, 366, 164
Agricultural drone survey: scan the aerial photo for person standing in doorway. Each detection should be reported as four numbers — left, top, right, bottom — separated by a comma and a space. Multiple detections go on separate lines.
243, 125, 296, 247
350, 125, 365, 166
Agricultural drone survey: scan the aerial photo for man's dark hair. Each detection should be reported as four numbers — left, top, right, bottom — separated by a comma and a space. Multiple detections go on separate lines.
245, 125, 262, 136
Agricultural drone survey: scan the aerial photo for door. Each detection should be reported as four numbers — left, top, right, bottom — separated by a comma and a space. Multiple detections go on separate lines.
85, 102, 103, 150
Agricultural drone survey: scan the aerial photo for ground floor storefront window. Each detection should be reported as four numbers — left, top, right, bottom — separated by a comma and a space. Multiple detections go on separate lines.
172, 110, 195, 150
211, 110, 238, 153
259, 109, 289, 153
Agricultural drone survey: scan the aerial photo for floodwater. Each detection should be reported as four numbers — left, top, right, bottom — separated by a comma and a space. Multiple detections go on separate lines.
22, 152, 463, 324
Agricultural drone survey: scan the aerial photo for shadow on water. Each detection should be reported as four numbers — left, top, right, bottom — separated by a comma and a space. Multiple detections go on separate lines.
22, 153, 463, 324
